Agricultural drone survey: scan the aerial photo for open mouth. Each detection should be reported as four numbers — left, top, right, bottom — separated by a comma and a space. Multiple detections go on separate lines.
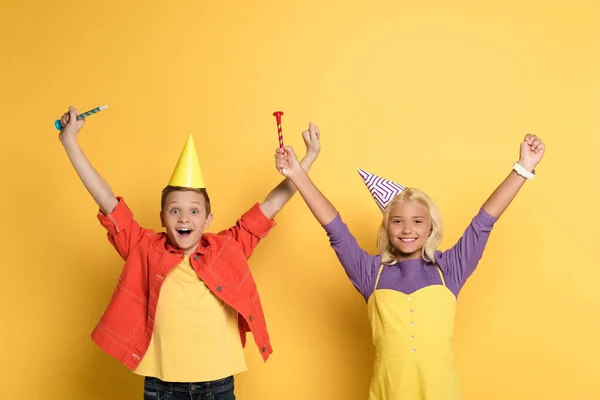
400, 238, 416, 243
176, 228, 193, 237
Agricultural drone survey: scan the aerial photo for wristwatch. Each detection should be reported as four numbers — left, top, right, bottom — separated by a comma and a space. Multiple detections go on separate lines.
513, 162, 535, 180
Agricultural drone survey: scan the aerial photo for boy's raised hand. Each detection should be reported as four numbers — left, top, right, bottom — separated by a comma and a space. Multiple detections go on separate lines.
58, 106, 86, 143
302, 122, 321, 159
261, 123, 320, 219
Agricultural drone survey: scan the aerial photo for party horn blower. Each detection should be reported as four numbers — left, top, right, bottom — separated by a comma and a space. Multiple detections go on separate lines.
272, 111, 286, 174
273, 111, 285, 148
54, 105, 108, 130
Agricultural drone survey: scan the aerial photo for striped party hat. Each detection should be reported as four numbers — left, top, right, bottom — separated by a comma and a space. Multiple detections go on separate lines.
357, 169, 406, 212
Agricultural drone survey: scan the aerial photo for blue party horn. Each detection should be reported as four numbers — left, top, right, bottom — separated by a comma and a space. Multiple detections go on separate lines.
54, 105, 108, 130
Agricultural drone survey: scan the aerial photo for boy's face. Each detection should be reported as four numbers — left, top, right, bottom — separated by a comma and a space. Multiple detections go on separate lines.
160, 190, 213, 255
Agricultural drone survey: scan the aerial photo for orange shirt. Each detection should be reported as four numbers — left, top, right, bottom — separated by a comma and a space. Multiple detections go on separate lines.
92, 198, 276, 371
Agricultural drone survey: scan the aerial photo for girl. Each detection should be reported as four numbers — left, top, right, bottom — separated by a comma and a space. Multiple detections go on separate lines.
274, 123, 545, 400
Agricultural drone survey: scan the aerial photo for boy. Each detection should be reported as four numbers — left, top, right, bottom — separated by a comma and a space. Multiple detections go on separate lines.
58, 106, 320, 399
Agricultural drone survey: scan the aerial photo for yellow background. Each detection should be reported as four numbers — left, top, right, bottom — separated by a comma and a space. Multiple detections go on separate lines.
1, 0, 598, 399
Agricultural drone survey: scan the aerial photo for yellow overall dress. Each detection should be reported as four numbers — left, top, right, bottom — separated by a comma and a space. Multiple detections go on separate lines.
367, 264, 461, 400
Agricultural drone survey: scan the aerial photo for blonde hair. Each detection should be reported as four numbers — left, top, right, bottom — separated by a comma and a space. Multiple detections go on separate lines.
377, 188, 442, 264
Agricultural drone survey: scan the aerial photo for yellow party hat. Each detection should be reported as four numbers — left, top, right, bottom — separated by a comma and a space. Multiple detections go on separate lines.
168, 135, 206, 188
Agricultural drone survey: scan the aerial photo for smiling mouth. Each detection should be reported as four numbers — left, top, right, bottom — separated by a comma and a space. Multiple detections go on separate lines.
400, 238, 416, 243
176, 228, 193, 237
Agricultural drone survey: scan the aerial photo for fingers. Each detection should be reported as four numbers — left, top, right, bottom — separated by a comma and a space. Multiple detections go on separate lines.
308, 122, 320, 139
60, 112, 69, 127
274, 148, 287, 161
274, 146, 298, 172
309, 122, 316, 138
69, 105, 81, 117
68, 105, 84, 126
274, 147, 288, 163
283, 145, 297, 159
275, 159, 288, 170
302, 129, 310, 141
524, 133, 537, 145
60, 106, 81, 128
274, 148, 289, 175
524, 134, 544, 152
302, 122, 321, 142
68, 106, 77, 123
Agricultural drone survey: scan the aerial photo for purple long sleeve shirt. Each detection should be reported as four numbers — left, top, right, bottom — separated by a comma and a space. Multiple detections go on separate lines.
323, 208, 498, 301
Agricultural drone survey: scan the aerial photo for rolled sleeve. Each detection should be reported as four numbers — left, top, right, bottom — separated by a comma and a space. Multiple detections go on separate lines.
219, 203, 277, 260
97, 197, 134, 236
96, 197, 147, 260
239, 203, 276, 239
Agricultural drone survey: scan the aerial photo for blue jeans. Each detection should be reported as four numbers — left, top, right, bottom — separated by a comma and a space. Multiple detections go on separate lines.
143, 376, 235, 400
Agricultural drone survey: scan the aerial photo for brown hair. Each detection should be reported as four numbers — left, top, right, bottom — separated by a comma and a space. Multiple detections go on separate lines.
161, 186, 211, 215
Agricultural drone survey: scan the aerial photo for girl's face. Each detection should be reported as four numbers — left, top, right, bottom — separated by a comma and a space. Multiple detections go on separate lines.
387, 201, 431, 261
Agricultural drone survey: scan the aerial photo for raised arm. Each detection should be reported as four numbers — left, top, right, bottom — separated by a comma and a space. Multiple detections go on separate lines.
274, 140, 379, 298
482, 134, 545, 218
58, 106, 118, 215
259, 122, 321, 219
438, 134, 545, 291
273, 126, 337, 226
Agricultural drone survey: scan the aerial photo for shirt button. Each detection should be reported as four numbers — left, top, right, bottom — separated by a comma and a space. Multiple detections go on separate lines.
410, 322, 414, 326
249, 315, 254, 321
216, 286, 223, 292
193, 255, 199, 261
412, 348, 416, 353
407, 296, 411, 301
410, 335, 415, 340
409, 309, 413, 314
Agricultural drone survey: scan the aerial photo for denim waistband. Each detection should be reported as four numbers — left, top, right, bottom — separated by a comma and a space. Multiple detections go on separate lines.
144, 375, 234, 394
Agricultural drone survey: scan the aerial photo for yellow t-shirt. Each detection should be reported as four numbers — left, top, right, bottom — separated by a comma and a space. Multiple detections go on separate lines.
134, 256, 247, 382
